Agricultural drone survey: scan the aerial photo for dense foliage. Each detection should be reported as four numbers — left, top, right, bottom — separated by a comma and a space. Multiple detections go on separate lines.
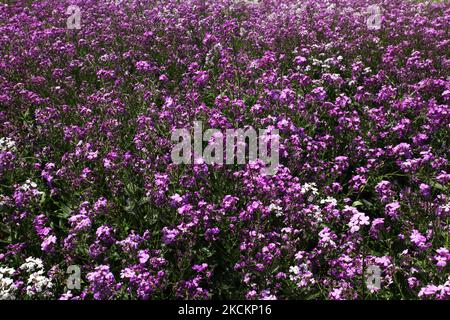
0, 0, 449, 300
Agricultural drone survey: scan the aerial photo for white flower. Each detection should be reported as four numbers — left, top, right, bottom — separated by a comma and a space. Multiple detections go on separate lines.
268, 203, 283, 217
17, 257, 54, 298
320, 197, 337, 206
19, 180, 43, 197
301, 183, 319, 200
0, 279, 17, 300
289, 266, 300, 276
0, 137, 16, 152
26, 272, 52, 296
26, 179, 37, 188
20, 257, 44, 272
0, 266, 17, 300
0, 267, 15, 277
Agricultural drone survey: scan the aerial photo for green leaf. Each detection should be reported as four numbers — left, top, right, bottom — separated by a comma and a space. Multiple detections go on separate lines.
57, 204, 73, 218
430, 181, 446, 192
352, 200, 364, 207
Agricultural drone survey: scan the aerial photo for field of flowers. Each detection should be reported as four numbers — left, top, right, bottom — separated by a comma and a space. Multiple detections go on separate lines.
0, 0, 449, 300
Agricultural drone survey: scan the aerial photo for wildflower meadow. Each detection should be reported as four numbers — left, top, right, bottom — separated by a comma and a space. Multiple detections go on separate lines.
0, 0, 449, 300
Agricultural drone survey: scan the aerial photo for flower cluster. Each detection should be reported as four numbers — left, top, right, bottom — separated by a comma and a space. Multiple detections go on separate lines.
0, 0, 449, 300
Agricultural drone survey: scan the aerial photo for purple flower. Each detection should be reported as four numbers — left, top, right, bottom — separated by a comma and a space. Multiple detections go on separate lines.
162, 227, 179, 245
410, 230, 429, 250
385, 202, 401, 219
434, 248, 449, 268
41, 235, 57, 253
419, 183, 431, 198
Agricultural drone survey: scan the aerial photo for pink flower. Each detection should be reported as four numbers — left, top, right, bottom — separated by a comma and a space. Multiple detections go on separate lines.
434, 248, 449, 267
294, 56, 307, 65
